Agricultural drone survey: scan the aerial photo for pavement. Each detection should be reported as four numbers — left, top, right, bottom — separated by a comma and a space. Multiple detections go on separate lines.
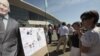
47, 31, 70, 56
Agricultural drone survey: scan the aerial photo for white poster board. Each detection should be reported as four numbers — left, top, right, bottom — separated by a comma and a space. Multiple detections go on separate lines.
19, 27, 48, 56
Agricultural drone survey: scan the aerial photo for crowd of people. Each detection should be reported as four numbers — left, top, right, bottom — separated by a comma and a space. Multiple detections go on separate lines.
0, 0, 100, 56
45, 10, 100, 56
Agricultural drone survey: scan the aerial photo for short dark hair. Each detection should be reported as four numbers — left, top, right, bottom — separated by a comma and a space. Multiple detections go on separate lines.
80, 10, 99, 24
48, 24, 52, 27
62, 22, 66, 26
72, 22, 81, 27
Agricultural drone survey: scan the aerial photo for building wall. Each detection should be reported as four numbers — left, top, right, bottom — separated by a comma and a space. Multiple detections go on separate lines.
29, 11, 47, 21
9, 5, 29, 21
9, 5, 49, 21
9, 5, 57, 25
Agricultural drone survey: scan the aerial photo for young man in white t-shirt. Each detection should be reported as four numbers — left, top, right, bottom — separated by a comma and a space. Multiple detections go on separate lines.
56, 22, 69, 53
80, 10, 100, 56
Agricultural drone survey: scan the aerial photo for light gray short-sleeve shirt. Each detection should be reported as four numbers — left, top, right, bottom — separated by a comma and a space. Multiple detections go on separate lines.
81, 27, 100, 56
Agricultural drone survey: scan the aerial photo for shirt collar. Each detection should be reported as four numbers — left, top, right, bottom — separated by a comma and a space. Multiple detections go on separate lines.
0, 14, 9, 20
4, 14, 9, 20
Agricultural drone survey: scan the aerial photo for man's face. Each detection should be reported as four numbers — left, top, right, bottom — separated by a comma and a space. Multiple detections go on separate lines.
0, 3, 9, 16
73, 24, 80, 31
82, 18, 94, 29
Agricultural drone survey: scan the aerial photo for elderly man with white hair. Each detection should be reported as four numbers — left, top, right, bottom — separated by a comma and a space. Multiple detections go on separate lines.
0, 0, 24, 56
